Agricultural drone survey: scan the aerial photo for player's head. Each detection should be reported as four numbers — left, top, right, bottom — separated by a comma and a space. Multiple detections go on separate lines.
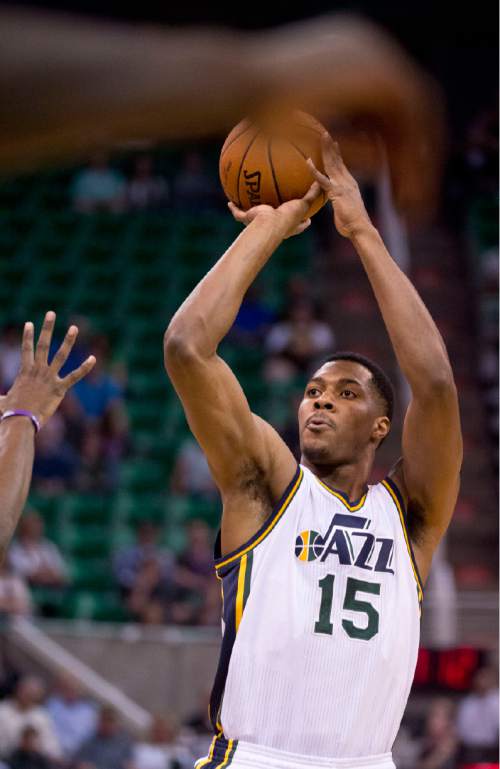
298, 352, 394, 467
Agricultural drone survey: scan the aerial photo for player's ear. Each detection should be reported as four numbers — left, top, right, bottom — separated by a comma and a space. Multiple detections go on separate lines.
372, 416, 390, 445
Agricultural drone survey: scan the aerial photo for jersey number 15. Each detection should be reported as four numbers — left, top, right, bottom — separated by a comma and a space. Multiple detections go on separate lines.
315, 574, 380, 640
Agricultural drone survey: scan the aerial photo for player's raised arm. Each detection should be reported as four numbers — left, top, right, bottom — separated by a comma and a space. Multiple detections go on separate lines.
164, 188, 320, 553
308, 134, 462, 583
0, 312, 96, 563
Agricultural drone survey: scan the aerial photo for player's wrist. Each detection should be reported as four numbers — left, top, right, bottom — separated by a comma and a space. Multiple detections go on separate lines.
346, 217, 377, 243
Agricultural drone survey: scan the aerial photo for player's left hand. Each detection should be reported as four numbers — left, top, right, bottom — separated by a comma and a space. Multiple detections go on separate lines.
228, 182, 322, 239
307, 132, 372, 239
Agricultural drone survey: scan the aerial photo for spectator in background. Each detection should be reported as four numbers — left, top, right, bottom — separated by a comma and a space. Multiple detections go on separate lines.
8, 511, 69, 593
132, 714, 192, 769
229, 286, 276, 347
127, 555, 177, 625
0, 323, 21, 390
71, 335, 126, 424
127, 154, 169, 211
113, 521, 175, 599
72, 705, 133, 769
71, 151, 126, 213
173, 152, 216, 211
264, 298, 335, 381
170, 438, 217, 501
416, 698, 458, 769
8, 726, 56, 769
46, 674, 98, 760
174, 520, 218, 626
0, 560, 32, 616
0, 675, 61, 760
31, 414, 79, 494
456, 667, 499, 764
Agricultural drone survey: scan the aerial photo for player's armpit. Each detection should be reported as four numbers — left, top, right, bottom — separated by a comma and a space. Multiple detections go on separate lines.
164, 338, 296, 500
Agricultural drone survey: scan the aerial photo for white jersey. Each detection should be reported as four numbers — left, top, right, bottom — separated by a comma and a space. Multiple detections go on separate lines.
204, 464, 423, 766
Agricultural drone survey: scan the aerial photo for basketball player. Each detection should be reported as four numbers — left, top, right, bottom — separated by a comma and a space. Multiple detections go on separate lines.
164, 132, 462, 769
0, 312, 95, 563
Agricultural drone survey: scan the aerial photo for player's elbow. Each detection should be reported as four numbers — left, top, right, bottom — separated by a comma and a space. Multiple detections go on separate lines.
164, 328, 196, 366
428, 365, 457, 396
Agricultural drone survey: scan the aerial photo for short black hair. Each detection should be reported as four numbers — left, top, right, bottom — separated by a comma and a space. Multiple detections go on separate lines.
313, 351, 394, 422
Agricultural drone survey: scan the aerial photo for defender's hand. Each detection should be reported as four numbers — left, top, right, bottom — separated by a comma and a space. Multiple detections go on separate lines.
228, 182, 321, 239
2, 311, 96, 428
307, 133, 372, 239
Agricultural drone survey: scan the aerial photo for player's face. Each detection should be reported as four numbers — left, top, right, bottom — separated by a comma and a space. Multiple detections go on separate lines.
297, 360, 387, 465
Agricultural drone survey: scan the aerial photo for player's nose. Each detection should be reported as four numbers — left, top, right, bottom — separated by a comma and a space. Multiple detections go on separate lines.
313, 396, 335, 411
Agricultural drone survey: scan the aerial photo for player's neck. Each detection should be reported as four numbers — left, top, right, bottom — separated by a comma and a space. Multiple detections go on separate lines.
300, 455, 372, 504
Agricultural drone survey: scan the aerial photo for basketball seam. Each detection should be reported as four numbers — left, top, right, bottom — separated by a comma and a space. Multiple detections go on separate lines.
267, 138, 283, 206
220, 123, 253, 156
295, 121, 324, 136
235, 131, 260, 208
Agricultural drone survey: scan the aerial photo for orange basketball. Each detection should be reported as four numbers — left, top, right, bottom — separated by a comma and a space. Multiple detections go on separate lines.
219, 111, 328, 217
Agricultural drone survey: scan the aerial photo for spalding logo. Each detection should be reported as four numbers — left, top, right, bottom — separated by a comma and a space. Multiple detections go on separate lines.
243, 169, 261, 206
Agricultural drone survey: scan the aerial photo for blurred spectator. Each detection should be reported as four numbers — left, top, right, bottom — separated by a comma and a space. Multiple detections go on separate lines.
183, 691, 211, 736
127, 556, 176, 625
0, 323, 21, 390
71, 335, 126, 423
132, 714, 192, 769
264, 298, 335, 380
8, 726, 56, 769
173, 152, 216, 211
76, 419, 126, 493
424, 538, 458, 648
72, 705, 133, 769
8, 511, 69, 592
230, 286, 276, 347
416, 698, 458, 769
0, 676, 61, 760
0, 560, 32, 616
71, 151, 126, 213
174, 520, 219, 626
32, 414, 79, 493
113, 521, 175, 598
392, 723, 421, 769
456, 667, 499, 764
127, 155, 169, 211
46, 674, 98, 760
170, 438, 217, 501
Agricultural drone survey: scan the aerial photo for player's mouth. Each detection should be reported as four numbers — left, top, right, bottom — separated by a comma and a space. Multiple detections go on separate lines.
306, 415, 335, 431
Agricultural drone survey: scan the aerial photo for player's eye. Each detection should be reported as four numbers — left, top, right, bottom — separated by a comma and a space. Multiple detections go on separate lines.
307, 387, 320, 397
341, 389, 356, 398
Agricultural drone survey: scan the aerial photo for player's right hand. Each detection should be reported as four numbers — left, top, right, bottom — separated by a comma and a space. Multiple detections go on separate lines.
0, 311, 96, 428
228, 181, 321, 239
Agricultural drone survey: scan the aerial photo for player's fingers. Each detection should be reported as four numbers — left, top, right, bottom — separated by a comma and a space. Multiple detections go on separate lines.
294, 219, 311, 235
35, 311, 56, 364
302, 181, 322, 206
61, 355, 96, 389
322, 133, 344, 175
21, 321, 34, 370
228, 201, 248, 223
306, 159, 331, 189
49, 325, 78, 374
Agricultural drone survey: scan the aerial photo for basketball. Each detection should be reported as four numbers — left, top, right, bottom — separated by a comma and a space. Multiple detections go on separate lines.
219, 110, 328, 217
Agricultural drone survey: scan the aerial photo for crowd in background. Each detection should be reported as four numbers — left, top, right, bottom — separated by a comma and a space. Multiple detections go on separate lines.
70, 151, 221, 215
0, 666, 496, 769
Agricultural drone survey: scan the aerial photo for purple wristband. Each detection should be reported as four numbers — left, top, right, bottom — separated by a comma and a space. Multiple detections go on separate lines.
1, 409, 41, 433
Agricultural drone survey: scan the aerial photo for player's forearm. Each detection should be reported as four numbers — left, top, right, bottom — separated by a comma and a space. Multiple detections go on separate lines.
0, 420, 36, 563
351, 222, 454, 391
165, 212, 287, 356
